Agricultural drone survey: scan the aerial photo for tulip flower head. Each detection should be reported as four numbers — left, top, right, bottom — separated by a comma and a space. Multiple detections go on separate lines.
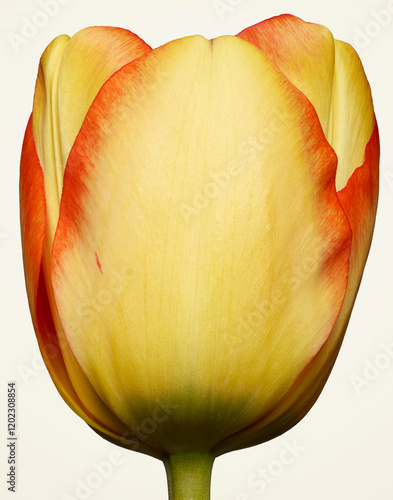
20, 14, 379, 499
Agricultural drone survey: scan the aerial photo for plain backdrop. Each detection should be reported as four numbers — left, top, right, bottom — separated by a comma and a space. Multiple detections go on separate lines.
1, 0, 393, 499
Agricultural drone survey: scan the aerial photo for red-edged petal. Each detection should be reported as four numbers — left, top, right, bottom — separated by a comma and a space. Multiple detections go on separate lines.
21, 117, 163, 458
237, 15, 376, 193
50, 34, 351, 453
214, 123, 379, 455
238, 14, 335, 135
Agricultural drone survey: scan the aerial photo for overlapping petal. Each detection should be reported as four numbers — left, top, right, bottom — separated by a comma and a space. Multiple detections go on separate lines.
21, 118, 158, 456
51, 33, 351, 453
21, 28, 162, 458
237, 14, 375, 191
213, 122, 379, 455
211, 14, 380, 454
21, 15, 378, 461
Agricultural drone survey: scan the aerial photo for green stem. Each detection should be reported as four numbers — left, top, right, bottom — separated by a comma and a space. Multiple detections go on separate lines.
164, 452, 215, 500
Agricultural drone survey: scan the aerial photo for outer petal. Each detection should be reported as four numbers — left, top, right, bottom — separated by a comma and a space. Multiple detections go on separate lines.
214, 122, 379, 456
328, 40, 375, 190
238, 14, 336, 136
23, 29, 161, 457
56, 26, 152, 170
237, 14, 375, 191
20, 117, 46, 327
51, 34, 351, 453
21, 118, 79, 416
32, 35, 69, 252
20, 119, 145, 452
220, 16, 379, 454
32, 27, 152, 250
337, 121, 379, 280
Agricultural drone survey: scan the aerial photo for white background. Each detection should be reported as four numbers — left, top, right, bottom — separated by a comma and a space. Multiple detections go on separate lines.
1, 0, 393, 499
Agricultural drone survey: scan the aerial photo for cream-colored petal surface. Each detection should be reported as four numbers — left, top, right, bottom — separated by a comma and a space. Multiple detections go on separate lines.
328, 40, 375, 190
32, 34, 70, 250
52, 34, 351, 453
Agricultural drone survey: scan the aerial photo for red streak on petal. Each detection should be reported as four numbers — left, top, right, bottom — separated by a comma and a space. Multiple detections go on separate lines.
95, 251, 103, 274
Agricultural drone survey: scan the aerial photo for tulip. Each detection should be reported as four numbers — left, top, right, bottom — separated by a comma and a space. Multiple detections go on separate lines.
20, 14, 379, 499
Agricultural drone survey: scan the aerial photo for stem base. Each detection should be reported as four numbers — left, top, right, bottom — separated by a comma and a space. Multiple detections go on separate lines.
164, 452, 215, 500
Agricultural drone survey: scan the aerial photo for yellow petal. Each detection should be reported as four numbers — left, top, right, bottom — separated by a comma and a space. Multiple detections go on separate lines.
21, 117, 160, 456
328, 40, 375, 190
56, 26, 151, 170
214, 123, 379, 455
30, 28, 155, 451
32, 34, 70, 250
52, 34, 351, 453
229, 24, 377, 452
238, 14, 335, 136
32, 27, 151, 249
237, 14, 375, 191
